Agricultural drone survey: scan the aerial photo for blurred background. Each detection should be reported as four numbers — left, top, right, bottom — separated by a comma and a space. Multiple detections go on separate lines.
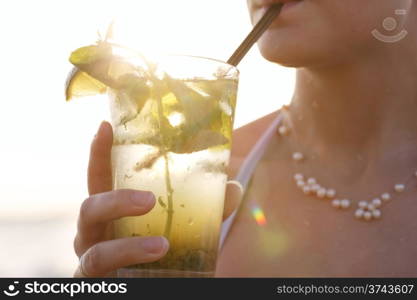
0, 0, 294, 276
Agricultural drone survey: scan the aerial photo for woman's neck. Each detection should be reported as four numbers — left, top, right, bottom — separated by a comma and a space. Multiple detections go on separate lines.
289, 51, 417, 152
284, 48, 417, 180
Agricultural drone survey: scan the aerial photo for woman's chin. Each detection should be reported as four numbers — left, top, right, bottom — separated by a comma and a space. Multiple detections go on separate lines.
255, 29, 304, 66
256, 32, 341, 69
257, 40, 308, 68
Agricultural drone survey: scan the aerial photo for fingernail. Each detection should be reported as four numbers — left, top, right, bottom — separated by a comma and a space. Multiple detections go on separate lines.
142, 237, 169, 254
93, 122, 105, 140
98, 121, 107, 135
132, 192, 155, 207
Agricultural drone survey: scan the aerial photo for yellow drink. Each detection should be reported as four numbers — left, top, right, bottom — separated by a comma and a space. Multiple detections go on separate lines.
110, 70, 238, 277
65, 33, 239, 277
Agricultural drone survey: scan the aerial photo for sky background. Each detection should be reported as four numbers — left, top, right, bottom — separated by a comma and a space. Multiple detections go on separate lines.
0, 0, 294, 276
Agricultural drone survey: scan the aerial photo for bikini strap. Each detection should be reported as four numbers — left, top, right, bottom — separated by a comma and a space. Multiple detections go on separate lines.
219, 111, 284, 251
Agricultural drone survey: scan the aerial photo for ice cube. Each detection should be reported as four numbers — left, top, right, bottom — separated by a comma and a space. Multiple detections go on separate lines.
184, 82, 211, 98
109, 89, 139, 126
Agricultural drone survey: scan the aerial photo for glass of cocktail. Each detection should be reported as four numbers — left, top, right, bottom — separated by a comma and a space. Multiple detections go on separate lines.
110, 54, 239, 277
67, 42, 239, 277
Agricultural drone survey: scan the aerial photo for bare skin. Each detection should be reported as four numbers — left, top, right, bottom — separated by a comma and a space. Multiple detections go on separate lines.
74, 0, 417, 277
216, 0, 417, 276
216, 111, 417, 277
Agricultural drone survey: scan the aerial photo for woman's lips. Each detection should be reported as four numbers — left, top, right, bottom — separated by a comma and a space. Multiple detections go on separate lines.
281, 0, 302, 11
254, 0, 304, 23
255, 0, 302, 8
256, 0, 292, 5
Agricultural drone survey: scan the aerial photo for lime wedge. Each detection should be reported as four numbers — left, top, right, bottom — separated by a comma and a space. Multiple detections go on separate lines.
69, 44, 112, 66
65, 67, 107, 101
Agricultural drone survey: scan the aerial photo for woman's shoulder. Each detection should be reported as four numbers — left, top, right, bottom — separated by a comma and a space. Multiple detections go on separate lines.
222, 111, 279, 220
228, 111, 278, 179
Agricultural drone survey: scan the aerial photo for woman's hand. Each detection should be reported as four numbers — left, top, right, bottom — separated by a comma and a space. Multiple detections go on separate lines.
73, 121, 242, 277
73, 122, 169, 277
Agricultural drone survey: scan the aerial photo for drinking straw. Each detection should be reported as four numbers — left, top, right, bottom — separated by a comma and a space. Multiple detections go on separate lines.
227, 4, 283, 66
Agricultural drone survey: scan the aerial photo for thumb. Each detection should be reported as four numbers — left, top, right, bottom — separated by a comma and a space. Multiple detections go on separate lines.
88, 121, 113, 195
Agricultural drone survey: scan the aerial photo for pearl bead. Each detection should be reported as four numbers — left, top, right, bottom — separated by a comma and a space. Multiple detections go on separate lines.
372, 209, 381, 219
367, 203, 376, 211
310, 184, 320, 192
371, 198, 382, 208
296, 180, 305, 188
326, 189, 336, 198
307, 178, 316, 185
340, 199, 351, 209
363, 211, 372, 221
294, 173, 304, 181
381, 193, 391, 201
394, 184, 405, 193
303, 186, 311, 195
292, 152, 304, 161
316, 188, 326, 198
358, 201, 368, 209
278, 125, 289, 136
332, 199, 341, 208
355, 209, 364, 219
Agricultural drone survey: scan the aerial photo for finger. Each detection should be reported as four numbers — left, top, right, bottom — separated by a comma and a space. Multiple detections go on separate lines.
74, 236, 169, 277
88, 121, 113, 195
223, 180, 244, 221
74, 189, 156, 256
74, 267, 117, 278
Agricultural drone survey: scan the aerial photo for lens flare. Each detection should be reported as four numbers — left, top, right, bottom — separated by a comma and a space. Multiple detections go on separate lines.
251, 206, 267, 226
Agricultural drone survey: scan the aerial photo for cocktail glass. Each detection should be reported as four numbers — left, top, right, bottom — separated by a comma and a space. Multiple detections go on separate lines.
109, 54, 239, 277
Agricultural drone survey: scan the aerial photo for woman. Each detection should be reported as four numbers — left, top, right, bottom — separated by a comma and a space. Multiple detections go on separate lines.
74, 0, 417, 277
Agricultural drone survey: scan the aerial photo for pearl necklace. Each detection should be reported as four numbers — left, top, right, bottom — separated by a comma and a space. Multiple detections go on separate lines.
276, 107, 415, 222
